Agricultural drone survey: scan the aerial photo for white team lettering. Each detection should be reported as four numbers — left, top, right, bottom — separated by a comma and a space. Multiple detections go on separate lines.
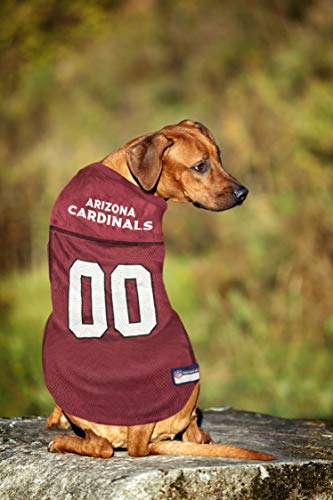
67, 199, 153, 231
68, 205, 77, 215
97, 212, 107, 224
122, 219, 133, 230
87, 210, 96, 221
112, 216, 122, 228
77, 207, 86, 218
69, 260, 107, 338
68, 260, 157, 339
111, 264, 157, 337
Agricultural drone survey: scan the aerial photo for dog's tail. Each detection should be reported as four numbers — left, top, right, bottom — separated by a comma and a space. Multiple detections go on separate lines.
148, 441, 276, 460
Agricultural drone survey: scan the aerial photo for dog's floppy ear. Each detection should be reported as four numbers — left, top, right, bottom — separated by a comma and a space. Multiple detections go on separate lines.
126, 133, 173, 191
178, 119, 216, 144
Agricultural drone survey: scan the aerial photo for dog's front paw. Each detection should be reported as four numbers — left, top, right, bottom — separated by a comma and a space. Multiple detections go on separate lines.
47, 435, 65, 453
48, 439, 56, 452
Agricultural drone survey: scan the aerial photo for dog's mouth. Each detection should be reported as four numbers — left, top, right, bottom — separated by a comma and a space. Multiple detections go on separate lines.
192, 197, 245, 212
192, 188, 248, 212
192, 201, 233, 212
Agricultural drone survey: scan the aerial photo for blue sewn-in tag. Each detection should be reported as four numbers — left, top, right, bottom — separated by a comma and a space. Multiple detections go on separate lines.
171, 364, 200, 385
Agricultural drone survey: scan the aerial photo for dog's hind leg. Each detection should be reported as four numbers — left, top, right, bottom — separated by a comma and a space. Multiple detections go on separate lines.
48, 430, 113, 458
45, 405, 70, 430
182, 412, 212, 444
127, 423, 155, 457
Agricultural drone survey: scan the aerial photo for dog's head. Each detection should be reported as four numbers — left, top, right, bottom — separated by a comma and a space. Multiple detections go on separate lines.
126, 119, 248, 212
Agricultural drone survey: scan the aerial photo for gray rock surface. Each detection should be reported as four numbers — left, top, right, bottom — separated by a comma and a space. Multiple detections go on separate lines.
0, 408, 332, 499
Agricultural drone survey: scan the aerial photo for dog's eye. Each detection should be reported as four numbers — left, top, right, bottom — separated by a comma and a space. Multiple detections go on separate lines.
191, 162, 208, 173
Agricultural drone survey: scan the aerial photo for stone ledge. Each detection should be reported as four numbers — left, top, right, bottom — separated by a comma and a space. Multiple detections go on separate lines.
0, 409, 332, 499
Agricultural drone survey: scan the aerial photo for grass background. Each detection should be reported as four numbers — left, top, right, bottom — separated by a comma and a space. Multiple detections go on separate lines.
0, 0, 333, 418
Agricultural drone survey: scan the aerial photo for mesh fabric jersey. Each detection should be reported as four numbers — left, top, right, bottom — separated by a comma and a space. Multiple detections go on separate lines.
43, 163, 199, 425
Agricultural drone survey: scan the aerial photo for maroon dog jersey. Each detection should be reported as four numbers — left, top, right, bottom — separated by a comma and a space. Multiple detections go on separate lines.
43, 162, 199, 425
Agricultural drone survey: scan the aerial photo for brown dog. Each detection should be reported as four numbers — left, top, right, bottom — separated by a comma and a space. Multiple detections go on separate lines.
46, 119, 275, 461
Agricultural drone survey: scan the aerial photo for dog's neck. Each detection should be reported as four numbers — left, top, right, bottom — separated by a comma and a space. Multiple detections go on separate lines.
101, 147, 175, 203
101, 150, 138, 186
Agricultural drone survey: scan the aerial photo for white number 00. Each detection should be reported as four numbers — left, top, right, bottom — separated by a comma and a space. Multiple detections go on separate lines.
68, 259, 157, 339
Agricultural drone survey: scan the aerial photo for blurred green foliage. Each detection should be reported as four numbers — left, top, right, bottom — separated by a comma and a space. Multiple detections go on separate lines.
0, 0, 332, 418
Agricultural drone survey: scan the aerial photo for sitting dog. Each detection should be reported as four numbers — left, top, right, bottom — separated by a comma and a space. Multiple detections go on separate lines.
44, 119, 275, 460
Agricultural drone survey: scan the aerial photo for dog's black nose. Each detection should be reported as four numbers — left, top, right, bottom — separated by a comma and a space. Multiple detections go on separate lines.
232, 185, 249, 204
